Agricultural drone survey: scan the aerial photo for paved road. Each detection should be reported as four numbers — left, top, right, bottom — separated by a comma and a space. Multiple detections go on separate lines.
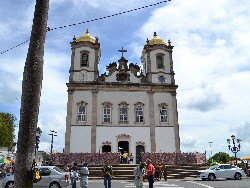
64, 178, 250, 188
1, 178, 250, 188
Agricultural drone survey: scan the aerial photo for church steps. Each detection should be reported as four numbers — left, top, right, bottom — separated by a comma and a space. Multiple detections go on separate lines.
73, 164, 209, 180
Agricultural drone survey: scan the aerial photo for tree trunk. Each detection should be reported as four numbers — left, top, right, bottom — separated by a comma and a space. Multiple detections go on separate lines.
14, 0, 49, 187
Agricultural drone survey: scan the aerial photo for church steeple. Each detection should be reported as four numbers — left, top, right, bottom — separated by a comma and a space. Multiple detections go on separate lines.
69, 29, 101, 82
141, 32, 175, 84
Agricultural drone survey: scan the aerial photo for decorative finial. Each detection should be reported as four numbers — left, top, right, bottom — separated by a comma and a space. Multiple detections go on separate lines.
73, 35, 76, 42
86, 29, 89, 33
168, 39, 171, 46
95, 36, 99, 43
154, 32, 157, 37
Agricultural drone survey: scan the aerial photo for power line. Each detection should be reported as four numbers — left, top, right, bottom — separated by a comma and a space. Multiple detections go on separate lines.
0, 0, 171, 55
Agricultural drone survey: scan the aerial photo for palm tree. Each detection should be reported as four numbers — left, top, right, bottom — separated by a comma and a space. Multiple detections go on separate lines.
14, 0, 49, 187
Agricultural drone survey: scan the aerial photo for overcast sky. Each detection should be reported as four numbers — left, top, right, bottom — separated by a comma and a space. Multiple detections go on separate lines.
0, 0, 250, 159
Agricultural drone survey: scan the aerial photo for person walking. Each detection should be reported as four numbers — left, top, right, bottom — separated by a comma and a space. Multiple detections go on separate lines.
146, 159, 155, 188
102, 162, 113, 188
134, 162, 146, 188
80, 162, 89, 188
70, 166, 78, 188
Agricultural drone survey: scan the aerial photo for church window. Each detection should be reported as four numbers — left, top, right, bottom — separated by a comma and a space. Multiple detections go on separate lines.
102, 102, 112, 123
156, 54, 164, 69
103, 106, 111, 122
135, 102, 144, 123
78, 105, 86, 122
81, 53, 88, 67
160, 105, 168, 123
119, 106, 128, 122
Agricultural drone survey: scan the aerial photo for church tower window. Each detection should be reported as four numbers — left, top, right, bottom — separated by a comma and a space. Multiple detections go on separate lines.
156, 54, 164, 69
119, 102, 129, 123
81, 53, 89, 67
159, 104, 168, 123
78, 105, 86, 122
102, 102, 112, 123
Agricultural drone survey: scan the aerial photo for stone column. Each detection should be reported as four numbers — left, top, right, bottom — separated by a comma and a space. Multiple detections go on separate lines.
148, 91, 156, 152
65, 90, 73, 153
171, 91, 180, 153
91, 90, 98, 152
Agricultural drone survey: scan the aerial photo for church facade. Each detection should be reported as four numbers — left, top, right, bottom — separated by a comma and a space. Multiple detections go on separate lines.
65, 31, 180, 163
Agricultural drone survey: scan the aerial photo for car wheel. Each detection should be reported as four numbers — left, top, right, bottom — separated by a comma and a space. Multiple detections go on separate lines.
49, 182, 61, 188
234, 172, 242, 180
5, 181, 14, 188
208, 174, 216, 181
201, 178, 206, 181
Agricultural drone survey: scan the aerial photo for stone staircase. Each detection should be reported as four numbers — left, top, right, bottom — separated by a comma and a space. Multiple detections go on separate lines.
85, 164, 209, 180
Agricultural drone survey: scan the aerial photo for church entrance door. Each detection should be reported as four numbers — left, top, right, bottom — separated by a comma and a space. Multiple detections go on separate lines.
118, 141, 129, 154
136, 145, 145, 164
102, 145, 111, 152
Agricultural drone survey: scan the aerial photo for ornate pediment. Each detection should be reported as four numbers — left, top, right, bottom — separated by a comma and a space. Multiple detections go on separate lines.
136, 141, 145, 145
116, 134, 131, 140
77, 101, 88, 106
134, 102, 144, 107
102, 102, 112, 107
102, 141, 111, 145
118, 101, 129, 106
158, 103, 168, 107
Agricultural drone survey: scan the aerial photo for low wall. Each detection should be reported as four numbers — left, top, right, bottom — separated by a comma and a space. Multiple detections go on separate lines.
43, 152, 206, 165
141, 152, 206, 165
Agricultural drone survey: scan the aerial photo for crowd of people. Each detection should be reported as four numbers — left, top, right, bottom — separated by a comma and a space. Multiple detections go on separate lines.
0, 162, 15, 179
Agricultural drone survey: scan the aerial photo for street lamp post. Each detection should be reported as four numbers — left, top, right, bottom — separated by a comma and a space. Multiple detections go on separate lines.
208, 142, 213, 162
227, 135, 241, 166
49, 130, 57, 154
35, 127, 42, 156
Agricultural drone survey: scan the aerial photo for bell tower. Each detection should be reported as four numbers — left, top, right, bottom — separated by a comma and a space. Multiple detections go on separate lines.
141, 32, 175, 84
69, 30, 101, 82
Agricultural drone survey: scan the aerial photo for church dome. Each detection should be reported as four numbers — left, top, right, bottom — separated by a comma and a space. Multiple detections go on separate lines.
148, 32, 166, 45
76, 30, 96, 43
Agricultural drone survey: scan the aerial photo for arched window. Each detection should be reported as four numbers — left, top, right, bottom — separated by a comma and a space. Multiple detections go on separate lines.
102, 102, 112, 123
156, 55, 164, 69
81, 53, 88, 66
160, 105, 168, 123
78, 105, 86, 122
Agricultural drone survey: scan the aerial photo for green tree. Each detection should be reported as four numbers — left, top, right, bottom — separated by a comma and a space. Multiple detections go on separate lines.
208, 152, 232, 164
0, 112, 16, 148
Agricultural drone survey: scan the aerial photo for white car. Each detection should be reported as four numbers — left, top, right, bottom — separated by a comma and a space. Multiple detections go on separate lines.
2, 166, 69, 188
197, 164, 246, 181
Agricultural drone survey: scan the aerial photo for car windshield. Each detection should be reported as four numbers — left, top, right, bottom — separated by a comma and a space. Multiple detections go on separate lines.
53, 166, 63, 173
209, 165, 220, 170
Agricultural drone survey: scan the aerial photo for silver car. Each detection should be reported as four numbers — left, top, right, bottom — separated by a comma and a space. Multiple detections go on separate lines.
2, 166, 69, 188
197, 164, 246, 180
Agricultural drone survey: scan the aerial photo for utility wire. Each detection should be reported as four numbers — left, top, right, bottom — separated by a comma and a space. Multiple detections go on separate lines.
0, 0, 171, 55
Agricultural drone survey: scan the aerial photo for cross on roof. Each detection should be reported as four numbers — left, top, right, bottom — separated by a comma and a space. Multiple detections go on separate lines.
118, 47, 127, 58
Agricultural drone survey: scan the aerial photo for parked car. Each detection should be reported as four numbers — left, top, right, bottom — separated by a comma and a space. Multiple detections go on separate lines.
2, 166, 69, 188
197, 164, 246, 181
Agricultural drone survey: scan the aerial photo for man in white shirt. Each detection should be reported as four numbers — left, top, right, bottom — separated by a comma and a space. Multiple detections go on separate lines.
80, 162, 89, 188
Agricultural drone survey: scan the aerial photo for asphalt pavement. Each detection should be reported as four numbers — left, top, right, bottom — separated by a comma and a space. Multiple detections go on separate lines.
1, 178, 250, 188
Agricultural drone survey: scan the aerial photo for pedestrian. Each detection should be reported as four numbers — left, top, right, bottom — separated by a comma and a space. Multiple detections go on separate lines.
146, 159, 155, 188
80, 162, 89, 188
134, 162, 146, 188
162, 165, 167, 181
129, 153, 134, 164
102, 162, 113, 188
70, 166, 78, 188
123, 151, 128, 164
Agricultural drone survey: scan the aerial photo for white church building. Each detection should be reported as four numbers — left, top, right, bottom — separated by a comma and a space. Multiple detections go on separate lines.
65, 31, 180, 163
